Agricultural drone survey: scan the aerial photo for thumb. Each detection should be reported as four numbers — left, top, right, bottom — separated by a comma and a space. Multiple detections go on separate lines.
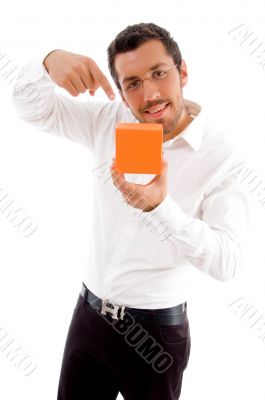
147, 157, 168, 186
159, 157, 168, 179
162, 157, 168, 170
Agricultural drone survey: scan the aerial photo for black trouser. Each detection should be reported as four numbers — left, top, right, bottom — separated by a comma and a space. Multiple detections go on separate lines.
57, 285, 191, 400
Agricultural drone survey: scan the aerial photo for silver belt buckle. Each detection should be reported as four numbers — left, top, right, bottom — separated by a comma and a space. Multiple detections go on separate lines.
101, 298, 125, 320
181, 302, 186, 313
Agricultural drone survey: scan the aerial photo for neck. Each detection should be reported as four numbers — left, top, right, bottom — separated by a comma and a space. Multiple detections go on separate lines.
163, 107, 193, 143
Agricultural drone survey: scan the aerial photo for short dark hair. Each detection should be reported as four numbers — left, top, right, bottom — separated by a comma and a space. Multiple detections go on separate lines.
107, 22, 182, 91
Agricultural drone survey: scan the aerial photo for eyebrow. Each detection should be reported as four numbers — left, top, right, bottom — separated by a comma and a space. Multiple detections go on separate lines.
121, 62, 169, 85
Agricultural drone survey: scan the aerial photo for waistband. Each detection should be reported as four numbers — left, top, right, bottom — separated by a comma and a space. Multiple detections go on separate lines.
80, 283, 187, 326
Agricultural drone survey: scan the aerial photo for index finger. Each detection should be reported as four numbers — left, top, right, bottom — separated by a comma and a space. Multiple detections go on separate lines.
89, 60, 115, 100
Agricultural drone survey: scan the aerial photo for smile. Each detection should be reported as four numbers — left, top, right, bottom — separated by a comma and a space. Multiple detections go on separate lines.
144, 103, 170, 119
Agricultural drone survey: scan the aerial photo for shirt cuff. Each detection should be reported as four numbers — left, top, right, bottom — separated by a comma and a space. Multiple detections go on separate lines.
140, 193, 192, 240
13, 49, 60, 87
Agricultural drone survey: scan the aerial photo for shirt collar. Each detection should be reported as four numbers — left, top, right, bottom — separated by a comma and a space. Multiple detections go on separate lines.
162, 99, 205, 152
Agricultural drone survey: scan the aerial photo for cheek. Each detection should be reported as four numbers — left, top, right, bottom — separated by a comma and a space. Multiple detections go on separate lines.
123, 97, 136, 111
129, 101, 141, 114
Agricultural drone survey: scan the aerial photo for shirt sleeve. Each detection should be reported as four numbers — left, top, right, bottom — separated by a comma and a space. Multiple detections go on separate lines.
139, 151, 252, 282
12, 52, 99, 152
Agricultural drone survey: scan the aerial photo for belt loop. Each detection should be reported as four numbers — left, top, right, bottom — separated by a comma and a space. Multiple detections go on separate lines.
82, 283, 88, 306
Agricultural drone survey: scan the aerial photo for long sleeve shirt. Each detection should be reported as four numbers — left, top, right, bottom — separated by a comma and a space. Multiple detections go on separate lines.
12, 56, 251, 309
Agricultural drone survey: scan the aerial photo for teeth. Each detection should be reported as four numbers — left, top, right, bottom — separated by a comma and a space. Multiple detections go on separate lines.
147, 103, 167, 114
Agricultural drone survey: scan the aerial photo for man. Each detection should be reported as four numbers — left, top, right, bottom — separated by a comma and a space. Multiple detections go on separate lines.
12, 22, 250, 400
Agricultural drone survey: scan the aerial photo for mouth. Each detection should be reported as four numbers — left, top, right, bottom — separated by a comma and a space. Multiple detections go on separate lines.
144, 102, 170, 120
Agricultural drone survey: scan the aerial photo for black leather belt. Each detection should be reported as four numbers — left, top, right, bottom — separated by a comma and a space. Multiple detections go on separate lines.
80, 283, 187, 326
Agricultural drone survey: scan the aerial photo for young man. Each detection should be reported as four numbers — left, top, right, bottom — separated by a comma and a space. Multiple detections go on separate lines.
12, 22, 250, 400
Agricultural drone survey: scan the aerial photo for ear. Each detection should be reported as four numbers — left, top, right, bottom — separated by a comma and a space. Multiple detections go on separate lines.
118, 89, 130, 108
179, 60, 188, 88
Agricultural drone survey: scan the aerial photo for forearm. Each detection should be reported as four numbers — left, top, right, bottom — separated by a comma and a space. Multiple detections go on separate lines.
139, 174, 250, 281
12, 57, 56, 125
12, 56, 95, 149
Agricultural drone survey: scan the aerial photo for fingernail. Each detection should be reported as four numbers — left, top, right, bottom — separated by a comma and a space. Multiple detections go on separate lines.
109, 94, 115, 100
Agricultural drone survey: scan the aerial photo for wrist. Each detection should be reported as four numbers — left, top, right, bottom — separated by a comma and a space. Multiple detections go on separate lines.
143, 193, 167, 212
43, 49, 62, 73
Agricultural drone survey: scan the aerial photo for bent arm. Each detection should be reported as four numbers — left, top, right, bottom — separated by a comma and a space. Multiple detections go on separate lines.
139, 152, 251, 281
12, 55, 97, 151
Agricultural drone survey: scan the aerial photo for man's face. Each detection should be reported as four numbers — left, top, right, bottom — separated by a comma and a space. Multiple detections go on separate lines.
114, 39, 189, 141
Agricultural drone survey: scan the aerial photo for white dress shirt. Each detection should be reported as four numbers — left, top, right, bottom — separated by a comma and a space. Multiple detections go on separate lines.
12, 57, 251, 309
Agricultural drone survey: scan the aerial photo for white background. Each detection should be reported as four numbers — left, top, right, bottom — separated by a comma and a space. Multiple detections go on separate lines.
1, 0, 265, 399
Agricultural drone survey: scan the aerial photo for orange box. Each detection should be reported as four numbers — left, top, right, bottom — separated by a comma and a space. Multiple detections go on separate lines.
115, 123, 163, 174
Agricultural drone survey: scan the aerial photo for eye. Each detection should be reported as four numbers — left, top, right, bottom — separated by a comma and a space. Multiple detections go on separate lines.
127, 80, 142, 91
153, 70, 167, 79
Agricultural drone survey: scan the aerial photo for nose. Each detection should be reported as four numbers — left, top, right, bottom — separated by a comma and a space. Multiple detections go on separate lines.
142, 78, 161, 102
